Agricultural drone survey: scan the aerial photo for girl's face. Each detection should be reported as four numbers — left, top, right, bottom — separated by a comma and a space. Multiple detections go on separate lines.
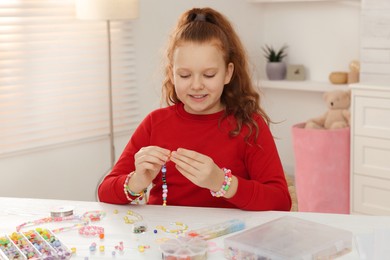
172, 41, 234, 115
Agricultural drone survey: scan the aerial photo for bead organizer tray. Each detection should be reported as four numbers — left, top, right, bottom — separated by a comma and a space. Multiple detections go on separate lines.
160, 236, 208, 260
0, 229, 72, 260
224, 216, 353, 260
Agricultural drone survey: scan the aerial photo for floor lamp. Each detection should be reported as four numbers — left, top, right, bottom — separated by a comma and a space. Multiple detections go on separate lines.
75, 0, 138, 169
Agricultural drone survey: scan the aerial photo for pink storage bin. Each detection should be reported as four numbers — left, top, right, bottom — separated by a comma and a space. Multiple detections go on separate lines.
291, 123, 350, 214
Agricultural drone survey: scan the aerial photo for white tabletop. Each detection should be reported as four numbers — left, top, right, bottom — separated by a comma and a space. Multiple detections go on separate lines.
1, 197, 390, 259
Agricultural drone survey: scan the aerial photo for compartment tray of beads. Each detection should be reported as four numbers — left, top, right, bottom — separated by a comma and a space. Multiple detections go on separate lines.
35, 228, 72, 259
0, 229, 72, 260
160, 236, 208, 260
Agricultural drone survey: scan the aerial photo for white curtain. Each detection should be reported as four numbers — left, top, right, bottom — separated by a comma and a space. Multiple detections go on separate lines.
0, 0, 139, 157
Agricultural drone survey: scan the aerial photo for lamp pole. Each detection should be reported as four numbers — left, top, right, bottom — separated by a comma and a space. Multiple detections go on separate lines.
106, 21, 115, 169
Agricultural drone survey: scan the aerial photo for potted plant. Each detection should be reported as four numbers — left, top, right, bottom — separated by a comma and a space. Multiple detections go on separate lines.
262, 44, 288, 80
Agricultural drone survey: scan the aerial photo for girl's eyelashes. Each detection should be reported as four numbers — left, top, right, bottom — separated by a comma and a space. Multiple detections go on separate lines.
178, 74, 216, 79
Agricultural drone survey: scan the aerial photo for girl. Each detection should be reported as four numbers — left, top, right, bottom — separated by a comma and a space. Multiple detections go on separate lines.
98, 7, 292, 211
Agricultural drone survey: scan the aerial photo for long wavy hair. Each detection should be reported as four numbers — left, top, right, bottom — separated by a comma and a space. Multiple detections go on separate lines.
162, 7, 270, 143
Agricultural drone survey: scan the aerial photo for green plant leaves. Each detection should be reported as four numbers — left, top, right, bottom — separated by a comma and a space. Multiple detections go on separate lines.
262, 44, 288, 62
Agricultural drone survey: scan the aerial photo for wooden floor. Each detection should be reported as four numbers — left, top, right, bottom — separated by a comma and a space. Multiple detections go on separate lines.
286, 174, 298, 212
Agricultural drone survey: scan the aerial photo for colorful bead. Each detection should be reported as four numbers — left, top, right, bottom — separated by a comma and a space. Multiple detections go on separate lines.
162, 164, 168, 206
133, 223, 147, 234
89, 242, 96, 252
118, 242, 124, 251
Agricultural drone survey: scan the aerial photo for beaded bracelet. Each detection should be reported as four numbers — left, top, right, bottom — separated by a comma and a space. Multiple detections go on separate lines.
123, 171, 147, 203
123, 210, 143, 224
78, 226, 104, 237
210, 168, 233, 197
156, 221, 188, 234
82, 210, 106, 222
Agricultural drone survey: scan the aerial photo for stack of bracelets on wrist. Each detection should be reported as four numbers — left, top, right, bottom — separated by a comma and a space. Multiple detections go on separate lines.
123, 171, 147, 204
210, 168, 233, 197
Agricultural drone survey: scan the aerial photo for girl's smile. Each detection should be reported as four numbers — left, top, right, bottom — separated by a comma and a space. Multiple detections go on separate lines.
172, 41, 234, 115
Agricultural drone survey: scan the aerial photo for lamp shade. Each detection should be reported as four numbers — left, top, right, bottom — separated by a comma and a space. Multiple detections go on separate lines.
75, 0, 138, 20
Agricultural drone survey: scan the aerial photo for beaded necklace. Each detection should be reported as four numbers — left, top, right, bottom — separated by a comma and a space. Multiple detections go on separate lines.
15, 211, 105, 233
162, 164, 168, 206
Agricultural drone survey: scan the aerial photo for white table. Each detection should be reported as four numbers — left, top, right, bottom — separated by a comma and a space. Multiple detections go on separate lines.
1, 197, 389, 259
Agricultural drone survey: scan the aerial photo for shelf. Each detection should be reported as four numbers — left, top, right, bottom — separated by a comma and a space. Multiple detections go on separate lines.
258, 80, 350, 92
249, 0, 359, 2
248, 0, 361, 6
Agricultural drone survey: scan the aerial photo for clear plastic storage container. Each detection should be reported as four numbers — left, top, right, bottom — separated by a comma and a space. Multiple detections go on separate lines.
224, 216, 353, 260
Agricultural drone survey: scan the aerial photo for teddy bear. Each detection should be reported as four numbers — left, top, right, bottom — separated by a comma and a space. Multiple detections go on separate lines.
305, 89, 351, 129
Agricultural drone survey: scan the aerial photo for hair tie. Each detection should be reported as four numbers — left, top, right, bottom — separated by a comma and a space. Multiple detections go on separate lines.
194, 13, 206, 22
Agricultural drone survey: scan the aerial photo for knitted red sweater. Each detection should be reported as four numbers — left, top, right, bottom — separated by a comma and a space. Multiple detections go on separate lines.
98, 103, 291, 211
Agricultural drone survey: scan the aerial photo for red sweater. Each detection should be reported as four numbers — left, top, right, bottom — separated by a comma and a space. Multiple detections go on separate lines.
98, 103, 291, 211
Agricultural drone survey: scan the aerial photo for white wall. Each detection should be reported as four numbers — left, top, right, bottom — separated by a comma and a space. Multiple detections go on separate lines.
360, 0, 390, 84
0, 0, 360, 201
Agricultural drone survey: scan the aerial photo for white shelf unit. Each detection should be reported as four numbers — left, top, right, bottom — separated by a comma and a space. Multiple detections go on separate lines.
248, 0, 361, 8
249, 0, 359, 3
259, 80, 350, 92
350, 84, 390, 215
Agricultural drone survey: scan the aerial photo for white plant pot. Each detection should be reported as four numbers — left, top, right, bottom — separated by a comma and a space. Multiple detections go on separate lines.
266, 62, 287, 80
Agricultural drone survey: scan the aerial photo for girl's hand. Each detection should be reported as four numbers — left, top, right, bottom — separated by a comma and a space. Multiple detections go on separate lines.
130, 146, 170, 192
170, 148, 225, 192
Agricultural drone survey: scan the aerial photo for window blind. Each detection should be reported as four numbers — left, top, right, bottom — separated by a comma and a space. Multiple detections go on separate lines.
0, 0, 139, 156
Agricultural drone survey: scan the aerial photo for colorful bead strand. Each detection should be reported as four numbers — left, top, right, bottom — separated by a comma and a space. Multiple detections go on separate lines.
162, 165, 168, 206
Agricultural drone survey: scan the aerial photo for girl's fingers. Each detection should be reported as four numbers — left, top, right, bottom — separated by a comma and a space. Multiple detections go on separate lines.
135, 146, 171, 163
173, 148, 204, 163
170, 153, 199, 173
